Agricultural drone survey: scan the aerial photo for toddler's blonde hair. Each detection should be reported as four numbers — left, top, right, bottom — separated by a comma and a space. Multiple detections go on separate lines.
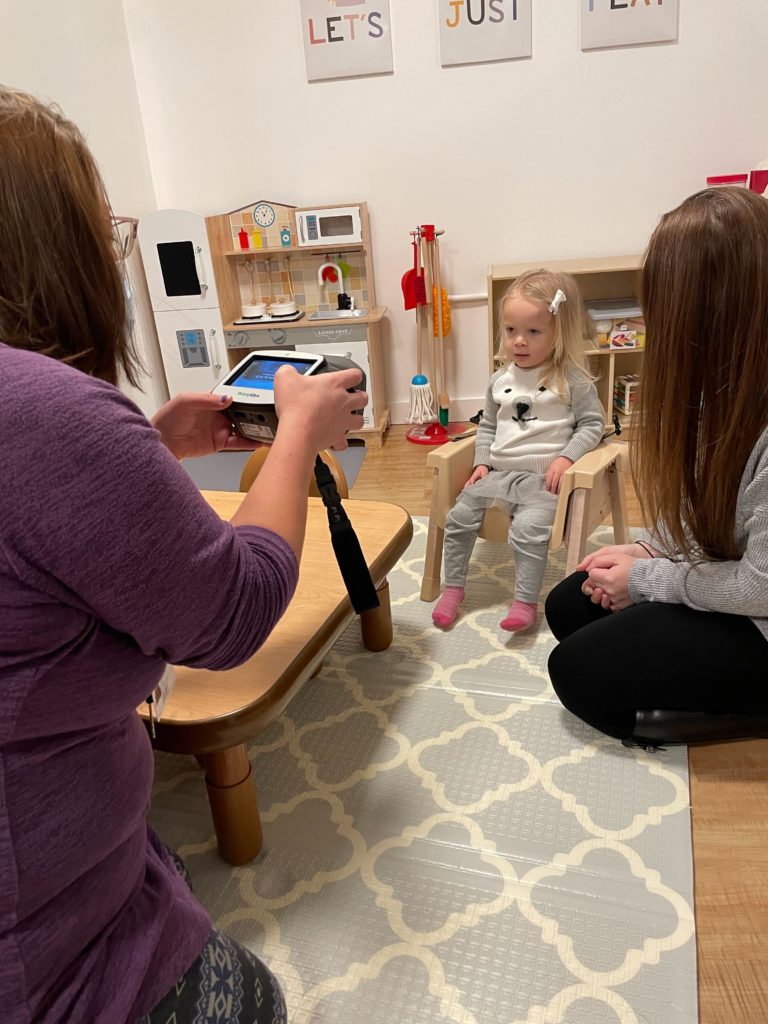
495, 268, 595, 401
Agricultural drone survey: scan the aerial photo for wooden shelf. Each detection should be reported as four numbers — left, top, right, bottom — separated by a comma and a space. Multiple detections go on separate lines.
585, 345, 645, 357
489, 254, 642, 281
225, 242, 365, 258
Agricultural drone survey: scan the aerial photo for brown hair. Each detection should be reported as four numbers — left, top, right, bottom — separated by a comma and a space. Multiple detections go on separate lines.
635, 187, 768, 560
0, 85, 140, 387
496, 269, 595, 401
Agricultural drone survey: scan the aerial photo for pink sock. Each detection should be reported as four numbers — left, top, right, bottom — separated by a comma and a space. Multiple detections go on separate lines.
500, 600, 537, 632
432, 586, 465, 628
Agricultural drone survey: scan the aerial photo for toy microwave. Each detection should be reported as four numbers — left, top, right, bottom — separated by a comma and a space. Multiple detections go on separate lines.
212, 349, 365, 443
294, 205, 363, 247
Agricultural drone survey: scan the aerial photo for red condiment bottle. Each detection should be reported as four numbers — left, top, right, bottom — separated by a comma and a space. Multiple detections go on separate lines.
238, 228, 249, 250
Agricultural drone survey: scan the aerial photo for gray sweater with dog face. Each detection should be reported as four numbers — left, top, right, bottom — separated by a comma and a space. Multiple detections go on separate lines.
629, 427, 768, 641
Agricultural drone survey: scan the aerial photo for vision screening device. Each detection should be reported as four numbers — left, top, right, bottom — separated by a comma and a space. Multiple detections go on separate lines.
212, 350, 366, 444
212, 350, 377, 615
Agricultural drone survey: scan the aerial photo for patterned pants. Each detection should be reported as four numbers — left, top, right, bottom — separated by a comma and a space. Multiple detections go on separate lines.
137, 851, 287, 1024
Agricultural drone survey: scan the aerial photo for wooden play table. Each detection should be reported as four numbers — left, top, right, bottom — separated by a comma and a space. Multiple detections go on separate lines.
140, 492, 413, 865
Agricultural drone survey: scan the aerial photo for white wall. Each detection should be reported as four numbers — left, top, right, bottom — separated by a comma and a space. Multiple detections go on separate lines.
0, 0, 168, 417
121, 0, 768, 420
0, 0, 157, 214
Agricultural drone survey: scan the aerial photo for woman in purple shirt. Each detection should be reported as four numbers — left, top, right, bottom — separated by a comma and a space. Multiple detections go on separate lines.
0, 86, 365, 1024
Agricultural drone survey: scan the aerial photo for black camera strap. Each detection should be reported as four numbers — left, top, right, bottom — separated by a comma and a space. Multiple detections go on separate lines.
313, 455, 380, 614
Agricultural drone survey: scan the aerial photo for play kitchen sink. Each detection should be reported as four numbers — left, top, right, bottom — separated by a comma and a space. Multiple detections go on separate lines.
308, 309, 368, 320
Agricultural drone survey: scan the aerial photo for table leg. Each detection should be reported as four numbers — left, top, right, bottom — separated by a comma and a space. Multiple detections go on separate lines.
360, 579, 392, 652
198, 744, 263, 865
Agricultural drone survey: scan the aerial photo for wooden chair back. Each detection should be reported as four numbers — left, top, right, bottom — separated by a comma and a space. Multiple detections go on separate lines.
239, 448, 349, 498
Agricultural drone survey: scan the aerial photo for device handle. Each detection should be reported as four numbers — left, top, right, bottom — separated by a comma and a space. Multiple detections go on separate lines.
194, 245, 208, 296
209, 328, 222, 373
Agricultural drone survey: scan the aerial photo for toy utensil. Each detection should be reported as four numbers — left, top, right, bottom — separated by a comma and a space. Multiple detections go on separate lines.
432, 255, 451, 339
415, 230, 427, 306
242, 257, 257, 303
422, 234, 438, 415
406, 225, 466, 444
408, 228, 435, 423
402, 235, 418, 310
432, 234, 450, 427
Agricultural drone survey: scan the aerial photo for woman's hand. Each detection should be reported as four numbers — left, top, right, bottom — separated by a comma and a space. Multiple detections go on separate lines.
580, 551, 638, 612
273, 365, 367, 452
545, 456, 573, 495
577, 543, 655, 574
152, 393, 264, 460
464, 465, 490, 489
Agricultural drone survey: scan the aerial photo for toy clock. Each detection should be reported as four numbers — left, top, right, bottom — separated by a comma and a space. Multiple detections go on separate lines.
253, 202, 276, 228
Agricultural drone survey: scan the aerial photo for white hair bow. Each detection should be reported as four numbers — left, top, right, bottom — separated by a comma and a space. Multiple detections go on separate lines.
548, 289, 567, 315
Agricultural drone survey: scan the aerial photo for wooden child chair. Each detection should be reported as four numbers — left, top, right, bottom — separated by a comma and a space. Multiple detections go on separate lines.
420, 436, 630, 601
239, 448, 349, 497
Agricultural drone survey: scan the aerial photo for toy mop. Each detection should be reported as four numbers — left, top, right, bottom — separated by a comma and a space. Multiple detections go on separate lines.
405, 224, 466, 446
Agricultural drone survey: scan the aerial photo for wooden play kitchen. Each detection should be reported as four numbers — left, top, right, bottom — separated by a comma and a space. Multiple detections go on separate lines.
208, 200, 390, 448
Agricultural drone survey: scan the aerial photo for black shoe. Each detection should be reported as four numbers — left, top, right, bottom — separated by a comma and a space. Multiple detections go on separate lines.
622, 709, 768, 750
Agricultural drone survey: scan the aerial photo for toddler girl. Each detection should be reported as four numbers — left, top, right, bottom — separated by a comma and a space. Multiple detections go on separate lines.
432, 269, 604, 631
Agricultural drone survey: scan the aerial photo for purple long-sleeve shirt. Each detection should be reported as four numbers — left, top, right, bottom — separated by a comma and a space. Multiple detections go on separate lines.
0, 346, 299, 1023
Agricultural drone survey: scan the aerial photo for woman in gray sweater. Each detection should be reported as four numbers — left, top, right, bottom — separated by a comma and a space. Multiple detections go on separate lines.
545, 187, 768, 747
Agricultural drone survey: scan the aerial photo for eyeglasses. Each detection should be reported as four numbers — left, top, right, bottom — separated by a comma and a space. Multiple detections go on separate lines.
111, 215, 138, 262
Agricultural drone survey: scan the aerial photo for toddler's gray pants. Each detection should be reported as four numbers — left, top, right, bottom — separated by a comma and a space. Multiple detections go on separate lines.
443, 487, 557, 602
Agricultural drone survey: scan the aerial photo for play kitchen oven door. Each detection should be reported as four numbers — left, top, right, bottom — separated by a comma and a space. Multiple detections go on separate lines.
138, 208, 225, 395
294, 205, 362, 248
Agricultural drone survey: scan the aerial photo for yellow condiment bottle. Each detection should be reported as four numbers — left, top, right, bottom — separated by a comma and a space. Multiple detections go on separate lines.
252, 230, 263, 249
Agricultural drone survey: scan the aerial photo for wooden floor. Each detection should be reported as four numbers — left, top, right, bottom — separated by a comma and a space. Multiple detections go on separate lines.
350, 424, 768, 1024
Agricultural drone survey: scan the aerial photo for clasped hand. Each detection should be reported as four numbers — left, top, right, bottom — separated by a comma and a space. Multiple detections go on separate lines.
576, 542, 653, 612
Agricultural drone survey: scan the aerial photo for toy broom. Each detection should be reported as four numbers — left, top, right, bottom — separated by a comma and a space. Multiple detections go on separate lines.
404, 229, 435, 423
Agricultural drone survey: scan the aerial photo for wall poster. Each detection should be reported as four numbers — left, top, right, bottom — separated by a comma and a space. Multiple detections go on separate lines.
582, 0, 679, 50
439, 0, 532, 67
300, 0, 393, 82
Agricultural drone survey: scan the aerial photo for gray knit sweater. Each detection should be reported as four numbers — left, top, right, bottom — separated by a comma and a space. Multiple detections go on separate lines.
628, 427, 768, 641
474, 364, 604, 476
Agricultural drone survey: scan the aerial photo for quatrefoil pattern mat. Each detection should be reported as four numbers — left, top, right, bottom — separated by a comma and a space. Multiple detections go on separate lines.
150, 521, 697, 1024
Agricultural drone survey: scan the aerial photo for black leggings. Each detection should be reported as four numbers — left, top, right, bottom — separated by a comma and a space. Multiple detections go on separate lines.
545, 572, 768, 740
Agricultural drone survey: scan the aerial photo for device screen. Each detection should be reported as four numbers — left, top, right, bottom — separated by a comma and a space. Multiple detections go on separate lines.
227, 356, 315, 391
157, 241, 201, 297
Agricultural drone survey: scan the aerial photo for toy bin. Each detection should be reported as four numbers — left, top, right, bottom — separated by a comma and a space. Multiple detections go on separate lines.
587, 298, 644, 349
